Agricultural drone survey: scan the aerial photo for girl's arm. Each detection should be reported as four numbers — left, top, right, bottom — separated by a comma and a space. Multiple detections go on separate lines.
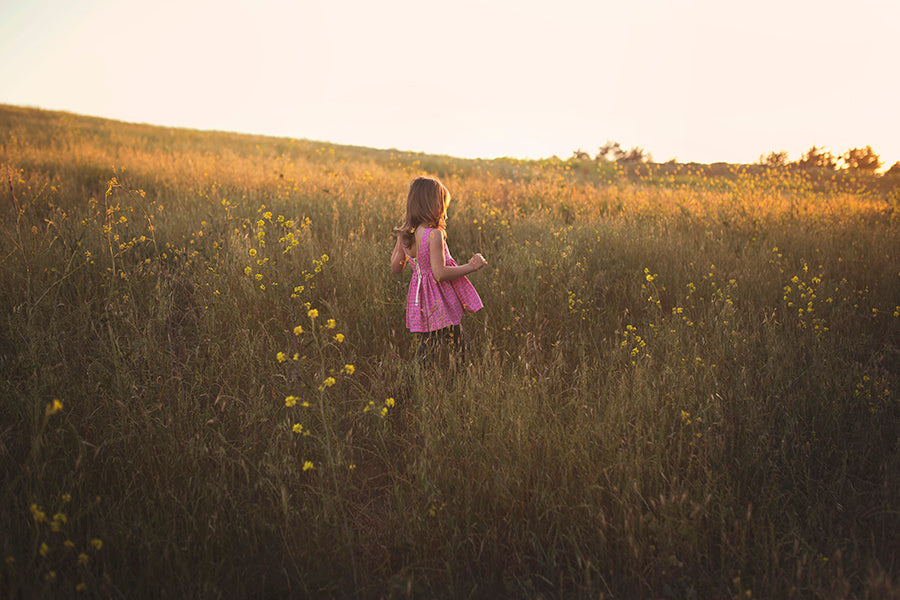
390, 237, 408, 274
429, 228, 486, 282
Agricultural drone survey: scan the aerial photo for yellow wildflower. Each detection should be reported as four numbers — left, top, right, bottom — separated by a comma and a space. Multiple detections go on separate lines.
45, 399, 63, 416
285, 396, 299, 407
30, 504, 47, 523
308, 308, 319, 319
302, 461, 315, 471
326, 318, 336, 329
293, 325, 303, 336
249, 248, 257, 257
276, 352, 286, 363
385, 397, 395, 407
343, 364, 355, 375
292, 423, 303, 434
334, 333, 345, 343
90, 539, 103, 551
78, 553, 90, 566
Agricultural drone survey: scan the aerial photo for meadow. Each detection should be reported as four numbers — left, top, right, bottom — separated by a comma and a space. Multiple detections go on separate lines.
1, 103, 898, 599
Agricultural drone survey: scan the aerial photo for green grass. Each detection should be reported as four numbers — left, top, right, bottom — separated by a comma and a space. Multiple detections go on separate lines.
1, 104, 898, 598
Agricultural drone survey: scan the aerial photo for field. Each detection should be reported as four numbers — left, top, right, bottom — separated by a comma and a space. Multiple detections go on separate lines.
1, 104, 898, 598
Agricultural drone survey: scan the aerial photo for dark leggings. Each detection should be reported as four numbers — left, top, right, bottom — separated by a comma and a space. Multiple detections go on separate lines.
415, 324, 469, 365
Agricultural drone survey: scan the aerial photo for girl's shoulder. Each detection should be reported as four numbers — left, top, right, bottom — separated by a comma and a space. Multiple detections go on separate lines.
427, 227, 447, 254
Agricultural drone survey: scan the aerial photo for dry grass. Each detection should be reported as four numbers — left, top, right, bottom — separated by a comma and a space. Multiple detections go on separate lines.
1, 104, 898, 598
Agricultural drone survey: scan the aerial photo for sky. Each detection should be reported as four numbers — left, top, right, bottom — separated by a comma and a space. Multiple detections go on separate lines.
2, 0, 898, 167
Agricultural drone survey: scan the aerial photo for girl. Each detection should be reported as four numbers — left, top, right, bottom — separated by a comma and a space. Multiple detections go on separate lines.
390, 176, 486, 362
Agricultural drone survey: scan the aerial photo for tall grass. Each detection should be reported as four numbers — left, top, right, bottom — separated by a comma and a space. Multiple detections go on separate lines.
1, 104, 898, 598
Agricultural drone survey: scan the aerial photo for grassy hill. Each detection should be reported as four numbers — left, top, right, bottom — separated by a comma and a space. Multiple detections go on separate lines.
1, 104, 898, 598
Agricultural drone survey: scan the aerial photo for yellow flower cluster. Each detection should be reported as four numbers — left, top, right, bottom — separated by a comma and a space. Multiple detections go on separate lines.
30, 503, 47, 523
783, 265, 829, 334
363, 397, 395, 417
620, 325, 650, 365
244, 207, 315, 292
28, 494, 104, 593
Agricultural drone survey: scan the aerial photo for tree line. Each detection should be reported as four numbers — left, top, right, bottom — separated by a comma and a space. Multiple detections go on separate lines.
571, 141, 652, 164
758, 145, 898, 175
572, 141, 899, 175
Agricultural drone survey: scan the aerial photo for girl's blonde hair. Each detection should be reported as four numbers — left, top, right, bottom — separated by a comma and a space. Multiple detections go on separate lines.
394, 176, 450, 249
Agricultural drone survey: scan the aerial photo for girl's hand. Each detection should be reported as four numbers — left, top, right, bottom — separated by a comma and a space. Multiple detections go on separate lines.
468, 253, 487, 271
390, 237, 407, 274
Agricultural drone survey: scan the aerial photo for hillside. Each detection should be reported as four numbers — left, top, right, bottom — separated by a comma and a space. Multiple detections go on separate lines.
2, 104, 898, 598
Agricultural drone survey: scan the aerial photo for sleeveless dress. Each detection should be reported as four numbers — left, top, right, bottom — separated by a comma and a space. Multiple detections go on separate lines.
405, 228, 483, 333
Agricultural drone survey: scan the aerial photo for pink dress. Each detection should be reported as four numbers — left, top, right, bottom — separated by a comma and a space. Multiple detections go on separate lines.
405, 228, 483, 332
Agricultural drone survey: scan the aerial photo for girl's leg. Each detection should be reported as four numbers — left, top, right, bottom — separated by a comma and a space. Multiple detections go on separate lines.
416, 326, 465, 366
415, 329, 441, 364
448, 324, 471, 367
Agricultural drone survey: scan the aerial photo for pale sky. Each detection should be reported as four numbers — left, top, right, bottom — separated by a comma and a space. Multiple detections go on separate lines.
2, 0, 898, 167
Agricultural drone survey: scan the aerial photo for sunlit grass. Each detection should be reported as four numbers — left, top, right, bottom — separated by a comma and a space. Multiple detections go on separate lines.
1, 104, 898, 598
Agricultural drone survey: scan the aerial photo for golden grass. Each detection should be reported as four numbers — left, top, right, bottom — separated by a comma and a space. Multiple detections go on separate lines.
1, 104, 898, 598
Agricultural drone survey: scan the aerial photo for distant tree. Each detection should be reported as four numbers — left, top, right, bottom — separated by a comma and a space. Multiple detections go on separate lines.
796, 145, 837, 170
596, 140, 624, 162
595, 140, 651, 164
759, 150, 789, 167
885, 161, 900, 176
572, 149, 591, 160
842, 146, 882, 172
619, 146, 651, 163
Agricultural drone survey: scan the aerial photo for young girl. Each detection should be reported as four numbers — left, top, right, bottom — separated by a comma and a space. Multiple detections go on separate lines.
390, 176, 486, 362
